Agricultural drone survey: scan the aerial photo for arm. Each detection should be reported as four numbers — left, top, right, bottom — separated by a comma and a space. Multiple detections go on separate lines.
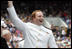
7, 1, 27, 36
48, 31, 58, 48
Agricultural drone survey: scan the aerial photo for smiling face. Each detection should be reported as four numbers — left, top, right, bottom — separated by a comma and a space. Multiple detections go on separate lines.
32, 11, 44, 26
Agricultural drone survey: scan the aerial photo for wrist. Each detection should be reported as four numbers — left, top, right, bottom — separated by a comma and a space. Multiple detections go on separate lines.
8, 2, 13, 7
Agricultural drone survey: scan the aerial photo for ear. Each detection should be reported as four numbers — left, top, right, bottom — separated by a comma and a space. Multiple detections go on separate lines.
3, 34, 7, 39
32, 17, 35, 22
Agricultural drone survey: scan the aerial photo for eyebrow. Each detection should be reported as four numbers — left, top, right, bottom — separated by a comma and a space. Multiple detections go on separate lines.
38, 15, 44, 16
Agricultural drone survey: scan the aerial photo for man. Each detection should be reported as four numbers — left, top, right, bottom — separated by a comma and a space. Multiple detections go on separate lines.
1, 36, 9, 48
1, 30, 11, 42
1, 30, 11, 48
1, 21, 10, 48
7, 1, 57, 48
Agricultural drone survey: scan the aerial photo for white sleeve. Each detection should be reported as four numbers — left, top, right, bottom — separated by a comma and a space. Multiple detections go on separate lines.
7, 6, 27, 36
48, 31, 58, 48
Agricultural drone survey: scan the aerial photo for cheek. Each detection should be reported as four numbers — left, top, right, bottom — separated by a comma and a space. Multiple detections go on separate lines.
36, 19, 40, 22
33, 18, 39, 22
5, 35, 8, 40
42, 18, 44, 20
36, 18, 40, 21
7, 34, 11, 39
9, 34, 11, 39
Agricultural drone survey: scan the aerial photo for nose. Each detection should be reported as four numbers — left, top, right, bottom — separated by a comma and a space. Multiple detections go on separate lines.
41, 16, 44, 20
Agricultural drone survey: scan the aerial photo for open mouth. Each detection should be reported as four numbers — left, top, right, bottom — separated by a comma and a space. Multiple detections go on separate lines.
39, 20, 43, 22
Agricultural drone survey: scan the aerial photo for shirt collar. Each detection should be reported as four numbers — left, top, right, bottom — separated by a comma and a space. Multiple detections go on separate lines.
27, 22, 42, 28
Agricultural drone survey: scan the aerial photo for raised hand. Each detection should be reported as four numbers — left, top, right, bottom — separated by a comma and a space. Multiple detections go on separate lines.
8, 1, 13, 3
7, 1, 13, 7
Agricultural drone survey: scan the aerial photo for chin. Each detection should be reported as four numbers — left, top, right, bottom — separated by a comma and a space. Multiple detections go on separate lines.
38, 22, 43, 25
39, 23, 43, 25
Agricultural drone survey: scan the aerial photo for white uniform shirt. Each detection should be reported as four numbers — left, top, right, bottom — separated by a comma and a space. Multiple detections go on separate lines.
7, 6, 57, 48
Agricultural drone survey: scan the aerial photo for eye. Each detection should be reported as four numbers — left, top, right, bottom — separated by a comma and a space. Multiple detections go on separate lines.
38, 16, 44, 17
38, 16, 41, 17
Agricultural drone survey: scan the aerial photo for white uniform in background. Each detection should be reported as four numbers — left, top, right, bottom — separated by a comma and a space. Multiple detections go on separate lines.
62, 30, 66, 36
7, 6, 57, 48
1, 21, 7, 27
18, 40, 25, 48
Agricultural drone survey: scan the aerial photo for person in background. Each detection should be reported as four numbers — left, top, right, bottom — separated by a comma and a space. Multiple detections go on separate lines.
62, 28, 66, 37
1, 21, 11, 48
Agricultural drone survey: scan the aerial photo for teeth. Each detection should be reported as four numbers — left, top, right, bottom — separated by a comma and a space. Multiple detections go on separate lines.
39, 20, 43, 22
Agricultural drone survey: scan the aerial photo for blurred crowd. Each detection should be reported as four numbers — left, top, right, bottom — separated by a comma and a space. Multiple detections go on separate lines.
1, 1, 71, 48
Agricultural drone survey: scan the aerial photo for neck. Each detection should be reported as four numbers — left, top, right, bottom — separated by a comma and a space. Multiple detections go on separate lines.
33, 22, 41, 26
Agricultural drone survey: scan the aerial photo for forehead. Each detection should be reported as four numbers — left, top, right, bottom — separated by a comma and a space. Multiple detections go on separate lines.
36, 12, 43, 16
